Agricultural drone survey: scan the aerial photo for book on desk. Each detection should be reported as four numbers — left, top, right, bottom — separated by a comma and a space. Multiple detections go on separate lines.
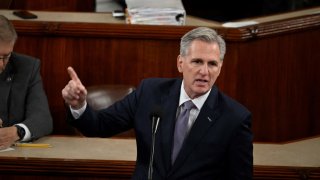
125, 0, 186, 25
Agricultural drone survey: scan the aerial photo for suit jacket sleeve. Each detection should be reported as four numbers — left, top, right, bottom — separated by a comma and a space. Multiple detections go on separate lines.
16, 57, 53, 140
68, 86, 138, 138
227, 113, 253, 179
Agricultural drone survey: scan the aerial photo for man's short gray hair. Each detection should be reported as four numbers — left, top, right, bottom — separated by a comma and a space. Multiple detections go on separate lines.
180, 27, 226, 61
0, 15, 18, 43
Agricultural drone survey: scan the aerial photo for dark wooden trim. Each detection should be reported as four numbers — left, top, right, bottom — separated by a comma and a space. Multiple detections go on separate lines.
0, 157, 319, 179
220, 14, 320, 41
11, 11, 320, 41
0, 157, 135, 178
254, 166, 320, 179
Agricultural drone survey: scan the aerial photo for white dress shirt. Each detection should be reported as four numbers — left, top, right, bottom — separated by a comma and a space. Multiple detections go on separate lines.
178, 81, 211, 132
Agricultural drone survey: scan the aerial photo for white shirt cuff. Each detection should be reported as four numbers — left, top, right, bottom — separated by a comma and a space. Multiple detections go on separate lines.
16, 123, 31, 142
70, 101, 87, 119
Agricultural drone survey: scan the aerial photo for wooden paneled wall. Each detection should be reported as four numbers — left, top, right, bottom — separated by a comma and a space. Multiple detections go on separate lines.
9, 12, 320, 142
223, 29, 320, 142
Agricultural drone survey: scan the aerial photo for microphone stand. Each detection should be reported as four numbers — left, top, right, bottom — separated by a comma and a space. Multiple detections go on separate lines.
148, 116, 160, 180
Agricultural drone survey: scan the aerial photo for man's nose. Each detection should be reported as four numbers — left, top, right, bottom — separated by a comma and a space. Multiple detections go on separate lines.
199, 64, 209, 74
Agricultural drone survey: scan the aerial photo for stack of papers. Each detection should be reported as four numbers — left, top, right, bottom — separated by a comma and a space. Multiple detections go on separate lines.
125, 0, 185, 25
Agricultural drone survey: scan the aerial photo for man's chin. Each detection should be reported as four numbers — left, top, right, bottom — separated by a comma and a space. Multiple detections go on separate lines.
192, 87, 210, 96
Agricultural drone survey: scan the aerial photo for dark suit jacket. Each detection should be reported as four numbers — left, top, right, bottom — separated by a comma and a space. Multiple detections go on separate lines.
70, 78, 253, 179
0, 52, 52, 140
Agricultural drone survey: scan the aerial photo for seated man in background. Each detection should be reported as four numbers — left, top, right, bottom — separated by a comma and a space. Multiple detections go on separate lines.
0, 15, 52, 149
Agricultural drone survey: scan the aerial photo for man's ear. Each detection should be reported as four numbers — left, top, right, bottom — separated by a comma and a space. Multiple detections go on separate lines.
177, 55, 183, 73
217, 60, 223, 76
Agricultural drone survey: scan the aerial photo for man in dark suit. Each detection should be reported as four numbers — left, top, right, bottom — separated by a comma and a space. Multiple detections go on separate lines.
0, 15, 52, 149
62, 27, 253, 179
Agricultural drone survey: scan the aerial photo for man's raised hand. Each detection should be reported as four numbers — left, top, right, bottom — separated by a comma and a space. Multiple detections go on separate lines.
61, 67, 87, 109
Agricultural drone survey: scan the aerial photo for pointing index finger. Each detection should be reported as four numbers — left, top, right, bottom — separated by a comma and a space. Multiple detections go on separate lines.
67, 66, 80, 83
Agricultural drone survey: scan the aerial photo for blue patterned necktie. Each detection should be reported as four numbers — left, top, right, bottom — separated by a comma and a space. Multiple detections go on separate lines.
172, 100, 195, 164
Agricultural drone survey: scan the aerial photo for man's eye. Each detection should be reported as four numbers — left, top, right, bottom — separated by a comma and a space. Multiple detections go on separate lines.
192, 60, 202, 64
209, 61, 218, 66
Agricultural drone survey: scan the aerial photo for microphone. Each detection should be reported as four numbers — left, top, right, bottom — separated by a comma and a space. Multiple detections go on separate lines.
148, 106, 162, 180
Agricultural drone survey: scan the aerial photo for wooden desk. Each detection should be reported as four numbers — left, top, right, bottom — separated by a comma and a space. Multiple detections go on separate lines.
0, 136, 136, 179
253, 137, 320, 179
0, 136, 319, 179
1, 8, 320, 142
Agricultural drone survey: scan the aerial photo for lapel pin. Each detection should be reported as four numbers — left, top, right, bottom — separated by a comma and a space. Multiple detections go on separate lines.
7, 77, 11, 82
207, 117, 212, 122
6, 76, 12, 82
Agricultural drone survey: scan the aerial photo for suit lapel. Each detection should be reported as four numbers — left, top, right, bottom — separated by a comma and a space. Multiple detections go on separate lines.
154, 79, 181, 173
170, 86, 222, 173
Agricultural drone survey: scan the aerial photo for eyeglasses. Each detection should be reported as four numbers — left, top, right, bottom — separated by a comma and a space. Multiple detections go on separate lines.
0, 53, 11, 62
